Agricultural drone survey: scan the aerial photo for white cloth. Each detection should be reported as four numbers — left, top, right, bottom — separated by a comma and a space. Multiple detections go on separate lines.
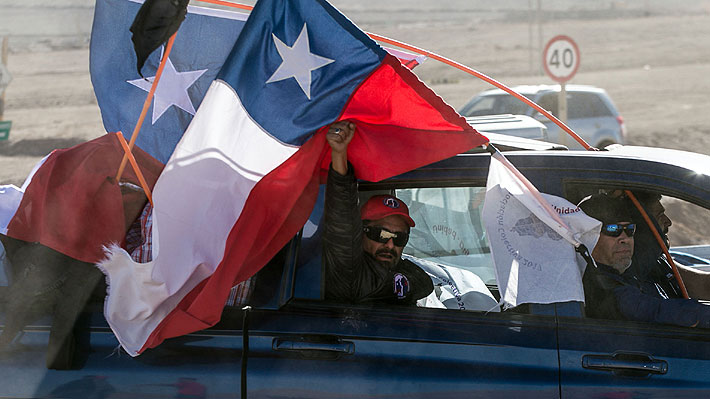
408, 255, 500, 312
0, 154, 49, 234
0, 185, 24, 235
482, 151, 600, 308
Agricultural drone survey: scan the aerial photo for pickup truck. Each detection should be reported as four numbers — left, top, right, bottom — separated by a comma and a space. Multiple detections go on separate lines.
2, 138, 710, 398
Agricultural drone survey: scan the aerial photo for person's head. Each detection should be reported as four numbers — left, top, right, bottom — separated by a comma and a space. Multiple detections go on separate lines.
634, 191, 672, 235
360, 195, 415, 268
579, 194, 636, 273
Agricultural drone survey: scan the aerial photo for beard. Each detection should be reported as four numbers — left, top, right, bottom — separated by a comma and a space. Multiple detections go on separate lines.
374, 248, 399, 268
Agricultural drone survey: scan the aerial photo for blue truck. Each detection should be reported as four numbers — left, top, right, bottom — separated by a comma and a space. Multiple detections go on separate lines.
2, 137, 710, 398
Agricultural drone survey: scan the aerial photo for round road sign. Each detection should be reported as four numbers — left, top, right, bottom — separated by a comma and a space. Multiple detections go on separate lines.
542, 35, 580, 83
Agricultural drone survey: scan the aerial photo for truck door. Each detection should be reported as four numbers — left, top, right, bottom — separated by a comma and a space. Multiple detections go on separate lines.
0, 303, 247, 398
558, 314, 710, 398
243, 185, 561, 397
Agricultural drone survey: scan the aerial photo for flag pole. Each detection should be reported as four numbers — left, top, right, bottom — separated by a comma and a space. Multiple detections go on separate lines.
626, 190, 689, 299
486, 144, 577, 245
194, 0, 252, 11
366, 33, 591, 151
115, 32, 178, 182
116, 132, 154, 207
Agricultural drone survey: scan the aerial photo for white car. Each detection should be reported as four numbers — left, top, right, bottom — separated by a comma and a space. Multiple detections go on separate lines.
459, 84, 627, 149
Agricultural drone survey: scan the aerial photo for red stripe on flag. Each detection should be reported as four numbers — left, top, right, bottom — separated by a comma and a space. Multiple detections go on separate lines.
335, 55, 488, 181
401, 59, 420, 69
139, 131, 328, 352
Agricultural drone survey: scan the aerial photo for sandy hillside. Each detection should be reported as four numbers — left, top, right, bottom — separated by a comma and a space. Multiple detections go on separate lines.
1, 0, 710, 244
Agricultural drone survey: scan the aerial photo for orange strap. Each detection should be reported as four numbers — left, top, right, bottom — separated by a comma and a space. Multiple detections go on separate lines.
115, 131, 154, 207
195, 0, 252, 10
116, 32, 178, 182
626, 191, 689, 299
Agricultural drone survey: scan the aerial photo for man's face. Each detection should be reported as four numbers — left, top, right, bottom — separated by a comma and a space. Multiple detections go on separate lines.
362, 215, 409, 268
592, 221, 635, 273
647, 199, 672, 235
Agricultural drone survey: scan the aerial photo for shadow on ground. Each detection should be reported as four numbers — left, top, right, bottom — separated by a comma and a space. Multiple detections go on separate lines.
0, 138, 87, 157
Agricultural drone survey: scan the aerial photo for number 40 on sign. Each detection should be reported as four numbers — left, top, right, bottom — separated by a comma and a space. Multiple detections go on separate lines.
543, 35, 580, 83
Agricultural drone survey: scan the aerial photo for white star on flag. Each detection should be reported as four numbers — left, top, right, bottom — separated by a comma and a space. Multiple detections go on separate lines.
266, 23, 334, 100
127, 57, 207, 124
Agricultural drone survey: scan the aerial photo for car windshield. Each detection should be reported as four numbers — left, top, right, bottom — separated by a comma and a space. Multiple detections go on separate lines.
459, 93, 535, 117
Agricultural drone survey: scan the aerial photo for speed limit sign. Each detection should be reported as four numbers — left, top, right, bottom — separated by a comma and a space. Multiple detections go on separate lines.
543, 35, 579, 83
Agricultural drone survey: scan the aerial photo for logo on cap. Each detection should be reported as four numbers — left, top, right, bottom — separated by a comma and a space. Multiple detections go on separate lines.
383, 197, 400, 209
393, 273, 410, 299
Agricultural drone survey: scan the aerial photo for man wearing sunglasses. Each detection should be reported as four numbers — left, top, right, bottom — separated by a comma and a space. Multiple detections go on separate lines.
322, 121, 433, 304
580, 194, 710, 328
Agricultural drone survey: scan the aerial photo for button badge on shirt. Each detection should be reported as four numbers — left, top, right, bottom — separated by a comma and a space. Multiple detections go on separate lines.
394, 273, 410, 299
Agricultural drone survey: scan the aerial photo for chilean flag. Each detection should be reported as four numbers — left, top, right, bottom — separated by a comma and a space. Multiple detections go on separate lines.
99, 0, 488, 356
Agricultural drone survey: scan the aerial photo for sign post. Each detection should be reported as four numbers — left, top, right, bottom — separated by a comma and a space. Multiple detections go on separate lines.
0, 36, 10, 123
0, 35, 10, 140
543, 35, 579, 146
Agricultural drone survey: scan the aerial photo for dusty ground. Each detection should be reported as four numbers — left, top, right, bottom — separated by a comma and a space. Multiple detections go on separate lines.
1, 0, 710, 244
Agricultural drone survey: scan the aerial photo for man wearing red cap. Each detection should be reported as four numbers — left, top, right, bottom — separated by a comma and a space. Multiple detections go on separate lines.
322, 121, 433, 304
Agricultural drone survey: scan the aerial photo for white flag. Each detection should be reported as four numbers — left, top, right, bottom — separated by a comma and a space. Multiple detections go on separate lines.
405, 255, 501, 312
482, 151, 600, 308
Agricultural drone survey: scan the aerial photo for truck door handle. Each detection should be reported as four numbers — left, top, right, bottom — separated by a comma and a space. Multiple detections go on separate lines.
582, 352, 668, 375
272, 338, 355, 355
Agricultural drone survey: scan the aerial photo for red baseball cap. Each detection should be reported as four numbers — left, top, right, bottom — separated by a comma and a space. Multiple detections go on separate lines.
360, 195, 415, 227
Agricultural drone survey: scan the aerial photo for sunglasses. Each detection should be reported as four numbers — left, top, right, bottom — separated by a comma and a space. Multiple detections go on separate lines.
601, 223, 636, 238
363, 226, 409, 247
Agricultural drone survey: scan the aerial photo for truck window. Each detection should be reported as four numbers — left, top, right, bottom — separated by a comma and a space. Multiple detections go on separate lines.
395, 186, 501, 312
396, 186, 494, 285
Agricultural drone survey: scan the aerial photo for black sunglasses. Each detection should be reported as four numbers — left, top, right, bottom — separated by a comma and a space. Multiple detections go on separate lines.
601, 223, 636, 238
363, 226, 409, 247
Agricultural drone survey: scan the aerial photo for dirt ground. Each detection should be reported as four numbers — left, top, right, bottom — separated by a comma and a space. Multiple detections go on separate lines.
1, 0, 710, 244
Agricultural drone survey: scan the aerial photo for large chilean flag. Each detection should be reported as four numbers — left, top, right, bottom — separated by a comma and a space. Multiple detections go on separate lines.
99, 0, 488, 356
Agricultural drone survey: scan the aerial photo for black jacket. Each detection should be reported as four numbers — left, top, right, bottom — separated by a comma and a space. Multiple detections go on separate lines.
322, 164, 433, 304
583, 262, 710, 328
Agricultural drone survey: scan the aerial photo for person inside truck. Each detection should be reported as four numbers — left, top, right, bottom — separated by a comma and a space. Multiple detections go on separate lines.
322, 121, 433, 304
579, 193, 710, 328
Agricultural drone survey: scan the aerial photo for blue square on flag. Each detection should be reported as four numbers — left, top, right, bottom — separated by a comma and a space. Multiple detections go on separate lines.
220, 0, 385, 146
90, 0, 248, 163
